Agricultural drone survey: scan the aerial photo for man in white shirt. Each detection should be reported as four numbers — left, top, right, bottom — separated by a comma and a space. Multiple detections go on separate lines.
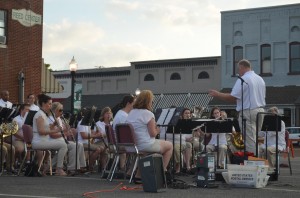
0, 90, 13, 109
209, 59, 266, 153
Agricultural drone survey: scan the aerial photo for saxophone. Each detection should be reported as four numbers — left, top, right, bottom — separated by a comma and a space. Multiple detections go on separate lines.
0, 120, 19, 138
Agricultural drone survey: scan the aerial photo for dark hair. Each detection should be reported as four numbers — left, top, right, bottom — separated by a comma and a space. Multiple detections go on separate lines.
209, 106, 221, 119
112, 95, 135, 116
19, 103, 30, 111
37, 94, 51, 106
180, 108, 191, 118
27, 93, 35, 98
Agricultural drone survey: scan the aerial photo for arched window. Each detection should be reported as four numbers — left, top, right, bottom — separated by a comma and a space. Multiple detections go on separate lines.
234, 31, 243, 36
198, 71, 209, 79
170, 72, 181, 80
291, 26, 300, 32
144, 74, 154, 81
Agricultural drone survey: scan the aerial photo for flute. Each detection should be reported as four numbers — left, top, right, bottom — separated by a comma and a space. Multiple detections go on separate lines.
49, 109, 69, 144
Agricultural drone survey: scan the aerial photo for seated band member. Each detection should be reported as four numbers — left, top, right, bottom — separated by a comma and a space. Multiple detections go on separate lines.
126, 90, 173, 172
27, 94, 40, 111
258, 106, 286, 170
31, 94, 68, 176
200, 107, 228, 168
12, 103, 31, 165
112, 95, 135, 171
166, 108, 192, 173
0, 140, 15, 172
95, 107, 113, 171
77, 108, 105, 172
48, 102, 86, 174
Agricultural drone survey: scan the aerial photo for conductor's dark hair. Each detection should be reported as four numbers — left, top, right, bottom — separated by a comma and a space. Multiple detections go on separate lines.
37, 94, 51, 107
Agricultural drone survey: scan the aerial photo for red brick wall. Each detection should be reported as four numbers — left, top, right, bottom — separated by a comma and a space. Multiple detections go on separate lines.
0, 0, 43, 104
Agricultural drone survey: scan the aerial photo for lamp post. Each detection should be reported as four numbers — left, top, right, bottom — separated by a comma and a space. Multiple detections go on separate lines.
69, 56, 78, 114
135, 88, 141, 96
69, 56, 78, 172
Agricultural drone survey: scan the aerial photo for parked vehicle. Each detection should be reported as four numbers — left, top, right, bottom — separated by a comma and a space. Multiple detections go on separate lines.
286, 127, 300, 145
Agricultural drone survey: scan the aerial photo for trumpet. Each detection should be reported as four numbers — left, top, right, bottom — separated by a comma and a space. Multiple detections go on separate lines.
49, 109, 69, 144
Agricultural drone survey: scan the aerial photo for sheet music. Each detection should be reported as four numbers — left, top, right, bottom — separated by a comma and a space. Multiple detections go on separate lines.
156, 108, 169, 126
163, 108, 176, 125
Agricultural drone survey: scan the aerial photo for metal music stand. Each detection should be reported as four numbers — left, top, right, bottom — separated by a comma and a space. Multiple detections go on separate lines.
256, 112, 282, 181
205, 119, 233, 169
81, 107, 96, 172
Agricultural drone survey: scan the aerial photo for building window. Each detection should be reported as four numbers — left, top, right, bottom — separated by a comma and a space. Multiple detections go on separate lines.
0, 10, 7, 44
170, 72, 181, 80
233, 46, 243, 75
198, 71, 209, 79
291, 26, 300, 32
290, 42, 300, 73
261, 44, 271, 75
144, 74, 154, 81
234, 31, 243, 36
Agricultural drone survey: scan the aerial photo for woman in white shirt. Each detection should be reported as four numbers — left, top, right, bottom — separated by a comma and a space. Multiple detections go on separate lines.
31, 94, 68, 176
126, 90, 173, 171
48, 102, 86, 175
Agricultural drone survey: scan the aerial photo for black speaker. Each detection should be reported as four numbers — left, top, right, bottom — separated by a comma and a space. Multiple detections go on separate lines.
139, 154, 167, 192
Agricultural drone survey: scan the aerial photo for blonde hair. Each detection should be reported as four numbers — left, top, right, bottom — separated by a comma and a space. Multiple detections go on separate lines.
100, 106, 112, 122
51, 102, 63, 112
268, 106, 279, 114
133, 90, 153, 111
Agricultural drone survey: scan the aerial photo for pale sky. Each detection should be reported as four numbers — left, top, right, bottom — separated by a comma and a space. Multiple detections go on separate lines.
43, 0, 299, 71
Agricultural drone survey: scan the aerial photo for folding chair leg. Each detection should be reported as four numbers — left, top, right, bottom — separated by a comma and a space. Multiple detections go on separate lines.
129, 155, 139, 184
106, 154, 117, 180
109, 155, 119, 182
288, 151, 292, 175
38, 151, 46, 172
18, 147, 28, 176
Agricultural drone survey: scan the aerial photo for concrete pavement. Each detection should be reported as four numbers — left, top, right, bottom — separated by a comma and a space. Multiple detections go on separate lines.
0, 148, 300, 198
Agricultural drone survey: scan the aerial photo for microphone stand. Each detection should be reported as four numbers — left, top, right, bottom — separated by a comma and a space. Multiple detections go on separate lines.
240, 78, 247, 160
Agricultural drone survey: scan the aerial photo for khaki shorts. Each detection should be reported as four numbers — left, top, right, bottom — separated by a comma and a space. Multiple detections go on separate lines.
140, 139, 161, 153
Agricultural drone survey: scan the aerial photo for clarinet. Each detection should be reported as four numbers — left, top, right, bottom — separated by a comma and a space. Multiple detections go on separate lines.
61, 115, 76, 142
49, 109, 69, 144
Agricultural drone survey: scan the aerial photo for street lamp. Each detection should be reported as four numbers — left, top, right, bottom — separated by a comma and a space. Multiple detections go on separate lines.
69, 56, 78, 114
135, 88, 141, 96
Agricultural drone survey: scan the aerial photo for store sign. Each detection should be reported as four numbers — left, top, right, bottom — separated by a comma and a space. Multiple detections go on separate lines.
12, 9, 42, 27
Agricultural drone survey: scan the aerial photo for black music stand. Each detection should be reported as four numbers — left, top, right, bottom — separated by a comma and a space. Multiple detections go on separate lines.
257, 113, 282, 181
80, 107, 97, 172
205, 119, 233, 169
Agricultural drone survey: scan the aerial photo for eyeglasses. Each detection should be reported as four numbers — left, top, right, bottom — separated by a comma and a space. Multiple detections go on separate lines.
58, 109, 63, 112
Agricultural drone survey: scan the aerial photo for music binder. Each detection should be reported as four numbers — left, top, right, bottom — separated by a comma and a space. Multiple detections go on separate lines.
261, 115, 282, 132
24, 110, 38, 126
